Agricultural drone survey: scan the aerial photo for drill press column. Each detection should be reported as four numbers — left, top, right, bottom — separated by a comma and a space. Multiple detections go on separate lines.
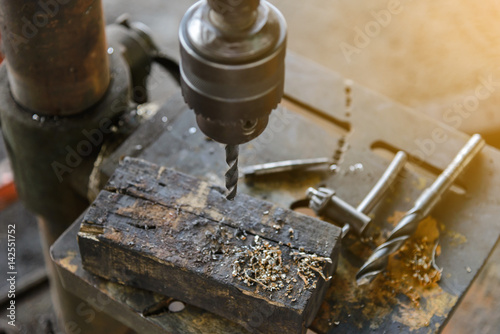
0, 0, 110, 115
179, 0, 287, 199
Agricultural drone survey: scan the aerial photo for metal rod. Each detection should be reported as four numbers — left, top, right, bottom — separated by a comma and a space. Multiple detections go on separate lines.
356, 134, 485, 285
357, 151, 408, 214
418, 134, 485, 217
0, 0, 110, 115
242, 157, 332, 177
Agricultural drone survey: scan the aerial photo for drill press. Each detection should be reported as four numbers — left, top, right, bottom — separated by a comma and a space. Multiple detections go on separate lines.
179, 0, 287, 199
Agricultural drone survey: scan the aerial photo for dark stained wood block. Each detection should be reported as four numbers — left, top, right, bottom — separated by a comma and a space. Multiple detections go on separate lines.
78, 157, 341, 334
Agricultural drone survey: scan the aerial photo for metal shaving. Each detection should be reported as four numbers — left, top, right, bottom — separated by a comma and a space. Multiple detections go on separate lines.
232, 236, 288, 291
431, 240, 443, 273
232, 235, 333, 292
402, 236, 442, 286
291, 251, 332, 289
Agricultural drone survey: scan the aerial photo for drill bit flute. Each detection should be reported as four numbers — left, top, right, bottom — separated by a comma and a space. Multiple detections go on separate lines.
356, 134, 485, 285
225, 145, 239, 200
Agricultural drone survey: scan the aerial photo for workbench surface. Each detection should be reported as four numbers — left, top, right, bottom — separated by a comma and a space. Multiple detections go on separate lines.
52, 52, 500, 333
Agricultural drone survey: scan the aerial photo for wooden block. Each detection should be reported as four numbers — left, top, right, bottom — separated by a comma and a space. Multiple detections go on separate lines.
78, 157, 341, 334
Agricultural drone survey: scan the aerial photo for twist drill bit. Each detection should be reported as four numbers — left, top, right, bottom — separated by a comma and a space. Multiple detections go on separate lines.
225, 145, 239, 200
356, 134, 485, 285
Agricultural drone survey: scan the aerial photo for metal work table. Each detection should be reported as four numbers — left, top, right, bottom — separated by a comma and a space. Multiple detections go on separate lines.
52, 52, 500, 333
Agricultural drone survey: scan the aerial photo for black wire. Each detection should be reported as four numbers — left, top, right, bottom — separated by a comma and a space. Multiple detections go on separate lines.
152, 52, 181, 85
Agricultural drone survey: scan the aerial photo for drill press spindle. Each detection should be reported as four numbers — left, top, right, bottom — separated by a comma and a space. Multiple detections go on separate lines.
179, 0, 287, 200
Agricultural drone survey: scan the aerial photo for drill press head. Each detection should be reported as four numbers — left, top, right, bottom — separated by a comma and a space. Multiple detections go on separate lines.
179, 0, 287, 145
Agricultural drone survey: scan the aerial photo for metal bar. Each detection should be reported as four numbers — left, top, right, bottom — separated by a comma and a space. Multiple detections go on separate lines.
242, 157, 331, 177
418, 134, 485, 217
357, 151, 408, 214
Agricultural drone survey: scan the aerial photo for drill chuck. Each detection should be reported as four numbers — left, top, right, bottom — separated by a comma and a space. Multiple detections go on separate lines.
179, 0, 287, 145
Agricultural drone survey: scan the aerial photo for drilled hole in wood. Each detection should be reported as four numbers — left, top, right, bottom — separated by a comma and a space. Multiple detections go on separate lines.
371, 141, 467, 195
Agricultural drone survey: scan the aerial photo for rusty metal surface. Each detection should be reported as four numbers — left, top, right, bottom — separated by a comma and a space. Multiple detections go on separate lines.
0, 48, 130, 224
0, 0, 110, 115
53, 51, 500, 333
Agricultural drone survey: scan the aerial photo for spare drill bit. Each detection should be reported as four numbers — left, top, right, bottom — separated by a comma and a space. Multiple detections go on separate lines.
225, 145, 239, 200
242, 157, 332, 178
356, 134, 485, 285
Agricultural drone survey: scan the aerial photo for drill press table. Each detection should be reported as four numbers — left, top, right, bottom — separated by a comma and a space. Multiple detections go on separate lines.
52, 53, 500, 333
